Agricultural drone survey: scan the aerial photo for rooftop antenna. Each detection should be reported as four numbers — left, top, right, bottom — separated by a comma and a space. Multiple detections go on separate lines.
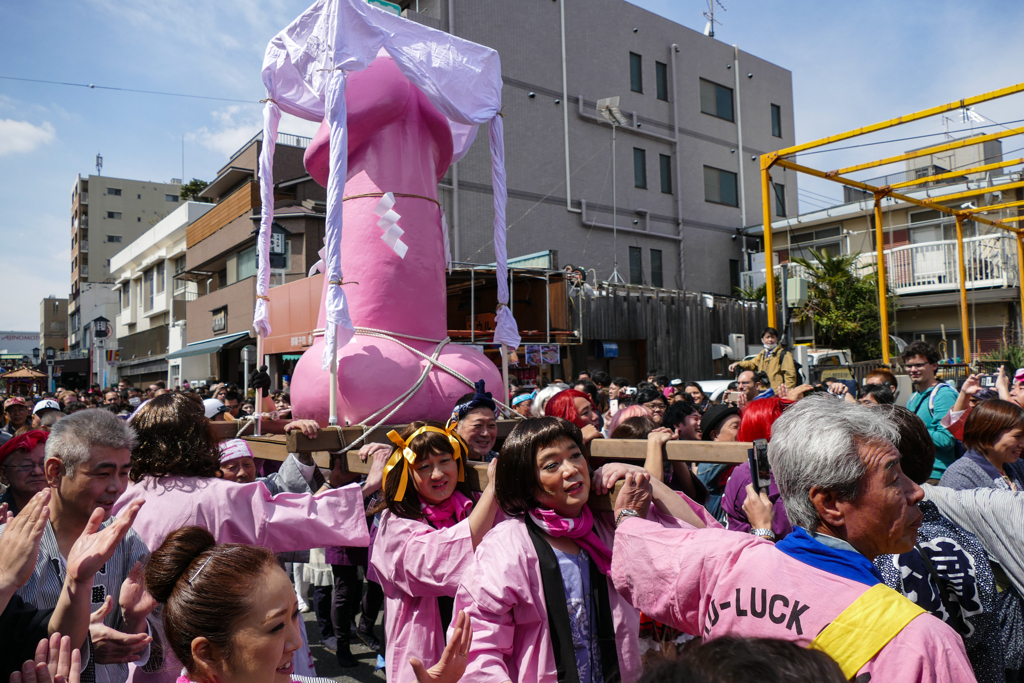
703, 0, 725, 37
95, 152, 103, 177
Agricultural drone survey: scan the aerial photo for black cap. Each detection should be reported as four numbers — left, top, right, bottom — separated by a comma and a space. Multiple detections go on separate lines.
700, 404, 741, 441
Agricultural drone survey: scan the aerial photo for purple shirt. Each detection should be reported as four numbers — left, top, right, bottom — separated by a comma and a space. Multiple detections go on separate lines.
722, 463, 793, 539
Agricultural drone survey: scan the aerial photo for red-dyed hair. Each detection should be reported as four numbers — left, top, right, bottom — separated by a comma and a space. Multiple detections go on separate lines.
544, 389, 595, 429
736, 397, 788, 443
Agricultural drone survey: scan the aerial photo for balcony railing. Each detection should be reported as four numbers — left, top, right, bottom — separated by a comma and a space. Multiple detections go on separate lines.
741, 234, 1019, 297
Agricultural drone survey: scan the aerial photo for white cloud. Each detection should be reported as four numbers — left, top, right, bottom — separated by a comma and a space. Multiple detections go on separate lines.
189, 108, 322, 158
0, 120, 55, 156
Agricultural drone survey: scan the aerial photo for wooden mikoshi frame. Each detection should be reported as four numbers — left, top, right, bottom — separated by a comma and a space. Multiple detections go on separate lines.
240, 425, 752, 511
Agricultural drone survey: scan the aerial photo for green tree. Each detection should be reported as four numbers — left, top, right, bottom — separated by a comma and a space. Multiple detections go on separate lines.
790, 248, 896, 362
179, 178, 209, 202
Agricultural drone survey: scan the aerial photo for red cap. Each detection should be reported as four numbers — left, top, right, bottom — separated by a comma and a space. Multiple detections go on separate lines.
0, 430, 49, 464
4, 397, 28, 410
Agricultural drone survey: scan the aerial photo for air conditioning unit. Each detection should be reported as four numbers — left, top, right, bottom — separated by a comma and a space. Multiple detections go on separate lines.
787, 277, 809, 308
728, 334, 746, 360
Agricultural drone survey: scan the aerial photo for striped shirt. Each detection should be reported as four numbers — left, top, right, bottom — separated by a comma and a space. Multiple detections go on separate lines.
923, 484, 1024, 598
0, 519, 153, 683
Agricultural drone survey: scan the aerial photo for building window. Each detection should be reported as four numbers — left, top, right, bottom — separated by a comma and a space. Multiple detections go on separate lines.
789, 226, 843, 261
237, 246, 257, 281
212, 307, 228, 334
107, 188, 121, 196
704, 166, 738, 207
155, 261, 165, 294
699, 78, 734, 122
106, 235, 121, 243
106, 211, 122, 219
121, 286, 129, 309
730, 259, 741, 293
629, 52, 643, 93
651, 249, 663, 288
771, 104, 782, 138
144, 269, 155, 311
659, 154, 673, 194
137, 217, 141, 222
174, 255, 186, 274
633, 148, 647, 189
774, 184, 786, 217
655, 61, 668, 101
165, 194, 179, 202
629, 246, 643, 285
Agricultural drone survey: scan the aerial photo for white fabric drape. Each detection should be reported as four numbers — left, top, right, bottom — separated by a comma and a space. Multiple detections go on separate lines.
488, 115, 520, 349
258, 0, 520, 368
253, 100, 280, 337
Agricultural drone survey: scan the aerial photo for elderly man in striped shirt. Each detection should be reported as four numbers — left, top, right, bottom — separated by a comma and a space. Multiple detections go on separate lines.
0, 409, 156, 683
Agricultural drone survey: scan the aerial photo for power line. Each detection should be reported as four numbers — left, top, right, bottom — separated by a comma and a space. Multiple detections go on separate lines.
0, 75, 257, 105
793, 115, 1024, 158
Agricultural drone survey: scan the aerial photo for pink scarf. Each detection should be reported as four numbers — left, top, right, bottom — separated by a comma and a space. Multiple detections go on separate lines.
528, 505, 613, 574
419, 490, 474, 529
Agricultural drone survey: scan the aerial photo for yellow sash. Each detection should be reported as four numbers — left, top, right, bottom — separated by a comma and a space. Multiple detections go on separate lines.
809, 583, 926, 680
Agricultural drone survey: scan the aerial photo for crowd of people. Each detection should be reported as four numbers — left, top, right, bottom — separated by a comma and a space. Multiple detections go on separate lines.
1, 331, 1022, 683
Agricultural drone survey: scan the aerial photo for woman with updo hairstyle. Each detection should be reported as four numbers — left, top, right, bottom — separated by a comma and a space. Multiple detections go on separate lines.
143, 526, 332, 683
940, 398, 1024, 491
368, 420, 501, 683
113, 393, 376, 678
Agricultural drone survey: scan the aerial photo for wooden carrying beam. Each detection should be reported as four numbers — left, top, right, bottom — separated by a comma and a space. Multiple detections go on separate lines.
243, 435, 754, 510
282, 421, 523, 453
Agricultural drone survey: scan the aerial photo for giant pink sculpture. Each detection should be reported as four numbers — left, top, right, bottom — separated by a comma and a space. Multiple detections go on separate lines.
289, 54, 502, 425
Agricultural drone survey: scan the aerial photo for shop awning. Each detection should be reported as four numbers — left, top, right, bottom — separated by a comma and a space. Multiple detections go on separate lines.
165, 331, 250, 360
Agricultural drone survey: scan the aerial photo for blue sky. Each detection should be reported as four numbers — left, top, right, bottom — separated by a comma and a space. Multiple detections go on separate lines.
2, 0, 1024, 330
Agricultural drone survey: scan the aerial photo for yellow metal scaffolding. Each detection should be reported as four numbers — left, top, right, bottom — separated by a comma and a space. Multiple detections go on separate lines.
761, 83, 1024, 366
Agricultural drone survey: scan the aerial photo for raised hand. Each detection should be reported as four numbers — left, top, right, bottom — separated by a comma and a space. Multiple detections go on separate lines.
10, 634, 81, 683
410, 610, 473, 683
119, 561, 157, 634
89, 597, 152, 664
65, 500, 144, 584
613, 471, 652, 521
0, 489, 51, 593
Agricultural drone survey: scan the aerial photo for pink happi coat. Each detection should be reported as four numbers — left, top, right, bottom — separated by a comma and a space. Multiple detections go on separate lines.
611, 517, 976, 683
453, 501, 720, 683
113, 477, 370, 682
370, 509, 476, 683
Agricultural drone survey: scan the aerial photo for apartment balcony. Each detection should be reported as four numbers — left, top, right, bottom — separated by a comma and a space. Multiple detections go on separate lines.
80, 240, 88, 253
742, 234, 1019, 298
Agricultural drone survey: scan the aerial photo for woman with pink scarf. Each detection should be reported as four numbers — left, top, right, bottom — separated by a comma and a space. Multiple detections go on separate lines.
368, 421, 500, 683
453, 417, 713, 683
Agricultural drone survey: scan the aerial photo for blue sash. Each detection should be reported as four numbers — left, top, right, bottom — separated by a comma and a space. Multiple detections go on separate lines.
775, 527, 883, 587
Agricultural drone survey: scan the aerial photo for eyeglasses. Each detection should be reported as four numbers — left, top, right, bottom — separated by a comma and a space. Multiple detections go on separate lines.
1, 461, 44, 474
643, 402, 667, 413
905, 363, 931, 370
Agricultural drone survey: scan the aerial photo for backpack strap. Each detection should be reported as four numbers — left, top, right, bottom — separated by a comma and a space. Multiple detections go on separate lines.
809, 583, 925, 680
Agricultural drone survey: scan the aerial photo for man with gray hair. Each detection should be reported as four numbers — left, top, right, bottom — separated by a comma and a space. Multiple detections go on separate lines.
0, 409, 157, 683
611, 396, 975, 682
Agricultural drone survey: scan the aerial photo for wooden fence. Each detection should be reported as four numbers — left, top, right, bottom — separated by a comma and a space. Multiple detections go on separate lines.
574, 284, 768, 380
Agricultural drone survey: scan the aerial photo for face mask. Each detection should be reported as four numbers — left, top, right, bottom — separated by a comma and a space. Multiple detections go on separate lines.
764, 341, 778, 352
128, 397, 141, 407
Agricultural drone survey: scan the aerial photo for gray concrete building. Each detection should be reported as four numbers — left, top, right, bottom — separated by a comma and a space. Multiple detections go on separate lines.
39, 297, 68, 354
69, 173, 182, 350
401, 0, 797, 295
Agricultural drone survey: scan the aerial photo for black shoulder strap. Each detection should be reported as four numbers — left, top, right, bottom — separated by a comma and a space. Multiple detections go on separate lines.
590, 553, 621, 682
526, 516, 580, 683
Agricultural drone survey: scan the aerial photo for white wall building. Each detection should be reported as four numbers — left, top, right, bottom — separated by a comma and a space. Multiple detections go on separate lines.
110, 201, 214, 387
